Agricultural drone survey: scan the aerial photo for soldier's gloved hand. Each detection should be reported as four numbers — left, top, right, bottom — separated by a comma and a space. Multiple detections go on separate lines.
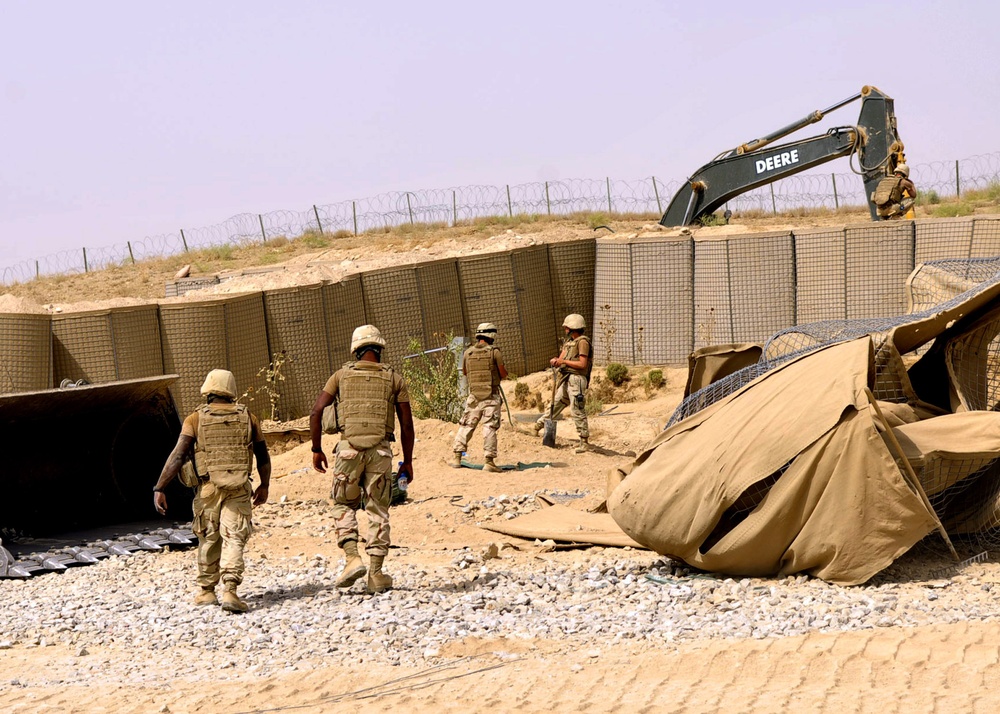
252, 485, 269, 506
153, 491, 168, 515
312, 449, 328, 473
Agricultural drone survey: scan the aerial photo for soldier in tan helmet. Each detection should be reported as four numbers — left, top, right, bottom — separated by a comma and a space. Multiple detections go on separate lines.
449, 322, 508, 472
309, 325, 414, 594
153, 369, 271, 613
535, 314, 593, 453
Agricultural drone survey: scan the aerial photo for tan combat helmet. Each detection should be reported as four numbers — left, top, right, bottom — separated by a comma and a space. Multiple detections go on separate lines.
475, 322, 498, 340
350, 324, 387, 353
562, 314, 586, 331
894, 163, 910, 178
200, 369, 238, 399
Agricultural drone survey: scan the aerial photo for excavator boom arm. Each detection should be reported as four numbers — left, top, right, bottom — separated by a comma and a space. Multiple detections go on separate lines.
660, 86, 902, 226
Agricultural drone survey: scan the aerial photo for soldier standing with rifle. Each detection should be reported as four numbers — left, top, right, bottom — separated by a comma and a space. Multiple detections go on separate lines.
309, 325, 415, 594
153, 369, 271, 613
449, 322, 508, 472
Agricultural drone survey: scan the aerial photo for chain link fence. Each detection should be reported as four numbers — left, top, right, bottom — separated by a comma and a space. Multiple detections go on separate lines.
4, 152, 1000, 286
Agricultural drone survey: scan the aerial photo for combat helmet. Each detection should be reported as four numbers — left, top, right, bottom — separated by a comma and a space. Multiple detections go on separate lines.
562, 314, 586, 331
894, 163, 910, 178
200, 369, 238, 399
351, 325, 386, 354
475, 322, 498, 340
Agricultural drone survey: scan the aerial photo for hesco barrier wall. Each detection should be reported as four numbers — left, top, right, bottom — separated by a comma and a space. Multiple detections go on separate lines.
322, 276, 366, 370
594, 237, 694, 365
548, 239, 596, 337
10, 215, 1000, 420
263, 283, 329, 421
52, 305, 163, 385
416, 258, 466, 349
159, 293, 270, 419
593, 216, 1000, 366
361, 266, 424, 366
0, 313, 51, 393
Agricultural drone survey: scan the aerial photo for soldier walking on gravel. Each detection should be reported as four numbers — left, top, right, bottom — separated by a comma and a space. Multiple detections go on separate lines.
535, 314, 593, 453
153, 369, 270, 613
449, 322, 508, 472
309, 325, 415, 594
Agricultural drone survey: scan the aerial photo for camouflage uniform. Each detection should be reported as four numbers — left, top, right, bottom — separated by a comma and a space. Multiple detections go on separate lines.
187, 402, 260, 589
537, 334, 592, 439
453, 343, 505, 459
323, 362, 409, 556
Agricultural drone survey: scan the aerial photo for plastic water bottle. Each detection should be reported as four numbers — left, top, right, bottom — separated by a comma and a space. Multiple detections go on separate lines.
397, 461, 409, 492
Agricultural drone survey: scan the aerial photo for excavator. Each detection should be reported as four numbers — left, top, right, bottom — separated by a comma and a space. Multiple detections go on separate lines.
659, 85, 909, 227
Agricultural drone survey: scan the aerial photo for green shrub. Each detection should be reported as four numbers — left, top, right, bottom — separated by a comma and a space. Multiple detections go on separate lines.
697, 212, 727, 227
585, 391, 604, 416
605, 363, 629, 386
920, 189, 941, 205
400, 335, 462, 422
298, 231, 331, 248
647, 369, 664, 389
587, 212, 610, 230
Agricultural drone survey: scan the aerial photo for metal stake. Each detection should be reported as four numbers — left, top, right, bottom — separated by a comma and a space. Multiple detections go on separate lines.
545, 181, 551, 215
506, 185, 513, 217
313, 205, 323, 234
831, 173, 839, 210
607, 177, 612, 213
652, 176, 662, 214
406, 193, 414, 224
180, 229, 189, 253
258, 214, 267, 242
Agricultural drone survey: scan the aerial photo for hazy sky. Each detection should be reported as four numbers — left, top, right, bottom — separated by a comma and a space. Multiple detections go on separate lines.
2, 1, 998, 266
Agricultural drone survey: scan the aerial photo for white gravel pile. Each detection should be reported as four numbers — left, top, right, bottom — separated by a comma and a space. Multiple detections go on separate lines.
0, 498, 993, 688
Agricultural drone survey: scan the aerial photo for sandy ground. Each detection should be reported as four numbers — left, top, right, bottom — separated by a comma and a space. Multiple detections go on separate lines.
5, 370, 1000, 713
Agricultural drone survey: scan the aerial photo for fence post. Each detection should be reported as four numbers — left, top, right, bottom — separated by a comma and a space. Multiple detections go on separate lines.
352, 201, 358, 235
258, 214, 267, 242
406, 193, 414, 224
35, 260, 39, 279
831, 174, 839, 210
127, 242, 135, 264
83, 247, 88, 273
652, 176, 662, 214
545, 181, 551, 215
313, 205, 323, 234
452, 190, 457, 226
956, 160, 961, 197
180, 229, 189, 253
607, 177, 612, 213
769, 184, 777, 215
506, 185, 513, 217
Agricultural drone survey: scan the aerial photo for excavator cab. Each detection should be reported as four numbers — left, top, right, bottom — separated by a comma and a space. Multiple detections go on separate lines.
660, 85, 906, 226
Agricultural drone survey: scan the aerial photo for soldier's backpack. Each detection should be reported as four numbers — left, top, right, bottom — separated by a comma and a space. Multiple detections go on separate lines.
872, 176, 905, 217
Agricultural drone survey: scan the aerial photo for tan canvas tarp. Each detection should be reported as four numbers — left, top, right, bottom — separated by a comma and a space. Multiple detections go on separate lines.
608, 338, 938, 585
480, 504, 644, 549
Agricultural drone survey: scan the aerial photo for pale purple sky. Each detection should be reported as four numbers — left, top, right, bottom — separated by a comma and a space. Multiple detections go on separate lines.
2, 1, 997, 266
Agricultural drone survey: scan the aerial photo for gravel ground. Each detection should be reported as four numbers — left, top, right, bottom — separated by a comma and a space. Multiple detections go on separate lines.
1, 497, 996, 690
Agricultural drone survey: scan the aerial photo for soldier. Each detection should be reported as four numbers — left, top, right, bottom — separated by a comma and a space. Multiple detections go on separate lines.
535, 314, 592, 453
449, 322, 509, 472
873, 163, 917, 220
153, 369, 270, 613
309, 325, 414, 594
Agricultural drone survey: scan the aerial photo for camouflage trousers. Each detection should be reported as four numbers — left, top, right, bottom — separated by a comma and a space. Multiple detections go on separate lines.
192, 479, 253, 588
331, 439, 393, 557
453, 392, 501, 458
536, 373, 589, 439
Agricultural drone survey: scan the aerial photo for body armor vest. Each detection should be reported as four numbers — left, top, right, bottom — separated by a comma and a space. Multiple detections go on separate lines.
465, 344, 497, 400
195, 402, 252, 489
563, 335, 593, 380
339, 362, 395, 448
873, 176, 905, 216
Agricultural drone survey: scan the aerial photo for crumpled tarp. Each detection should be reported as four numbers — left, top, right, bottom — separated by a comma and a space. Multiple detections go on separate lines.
608, 338, 938, 585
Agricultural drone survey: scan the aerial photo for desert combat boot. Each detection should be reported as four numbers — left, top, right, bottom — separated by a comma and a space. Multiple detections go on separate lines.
447, 451, 462, 468
483, 457, 501, 472
366, 555, 393, 593
574, 437, 590, 454
336, 539, 367, 588
194, 586, 218, 606
220, 583, 248, 613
